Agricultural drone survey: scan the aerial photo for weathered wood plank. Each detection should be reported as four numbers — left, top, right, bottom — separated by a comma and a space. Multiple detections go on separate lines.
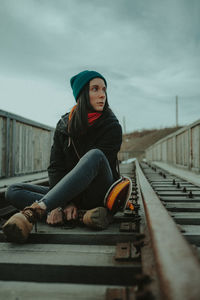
0, 243, 117, 266
0, 171, 48, 189
0, 243, 140, 285
0, 221, 137, 245
0, 110, 54, 179
0, 281, 113, 300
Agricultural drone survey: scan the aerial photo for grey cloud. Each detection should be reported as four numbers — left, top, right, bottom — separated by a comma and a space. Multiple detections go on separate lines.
0, 0, 199, 131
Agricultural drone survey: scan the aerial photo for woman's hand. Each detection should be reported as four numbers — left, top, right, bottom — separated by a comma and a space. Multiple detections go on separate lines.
46, 203, 77, 225
63, 202, 77, 221
46, 207, 63, 225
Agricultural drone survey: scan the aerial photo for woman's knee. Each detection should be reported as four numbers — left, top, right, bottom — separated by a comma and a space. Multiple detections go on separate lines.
84, 149, 106, 162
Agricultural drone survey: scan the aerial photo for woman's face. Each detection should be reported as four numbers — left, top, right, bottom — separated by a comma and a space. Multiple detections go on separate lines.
89, 78, 106, 112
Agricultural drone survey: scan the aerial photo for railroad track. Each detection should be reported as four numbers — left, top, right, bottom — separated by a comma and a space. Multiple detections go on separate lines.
0, 161, 199, 300
140, 162, 200, 250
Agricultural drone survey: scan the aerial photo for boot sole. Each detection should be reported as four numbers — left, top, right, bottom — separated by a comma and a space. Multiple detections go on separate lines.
3, 223, 27, 243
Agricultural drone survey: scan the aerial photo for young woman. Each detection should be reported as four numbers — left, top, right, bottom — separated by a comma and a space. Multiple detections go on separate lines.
3, 70, 122, 243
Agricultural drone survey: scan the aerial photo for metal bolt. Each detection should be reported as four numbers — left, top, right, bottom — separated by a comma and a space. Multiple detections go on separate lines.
189, 191, 193, 198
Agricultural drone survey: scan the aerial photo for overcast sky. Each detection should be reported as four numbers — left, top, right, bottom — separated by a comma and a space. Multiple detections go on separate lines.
0, 0, 199, 132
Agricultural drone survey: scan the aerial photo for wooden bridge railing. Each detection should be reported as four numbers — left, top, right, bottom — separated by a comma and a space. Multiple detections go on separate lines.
0, 110, 54, 178
145, 119, 200, 173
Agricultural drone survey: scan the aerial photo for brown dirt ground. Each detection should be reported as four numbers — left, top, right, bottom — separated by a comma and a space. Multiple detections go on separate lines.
119, 126, 182, 161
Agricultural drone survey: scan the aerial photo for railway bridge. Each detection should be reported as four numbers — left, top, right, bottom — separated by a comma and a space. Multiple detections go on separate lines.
0, 109, 200, 300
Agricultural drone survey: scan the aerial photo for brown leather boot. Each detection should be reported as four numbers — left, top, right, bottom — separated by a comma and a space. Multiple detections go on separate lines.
2, 202, 45, 243
83, 207, 112, 230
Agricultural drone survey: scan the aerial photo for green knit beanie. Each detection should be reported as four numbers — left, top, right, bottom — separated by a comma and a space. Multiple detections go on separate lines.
70, 70, 107, 101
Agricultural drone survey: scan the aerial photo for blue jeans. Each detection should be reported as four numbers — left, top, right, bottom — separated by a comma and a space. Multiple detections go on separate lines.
6, 149, 115, 211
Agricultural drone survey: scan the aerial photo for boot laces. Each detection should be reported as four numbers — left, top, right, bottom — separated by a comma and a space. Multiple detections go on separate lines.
22, 207, 43, 224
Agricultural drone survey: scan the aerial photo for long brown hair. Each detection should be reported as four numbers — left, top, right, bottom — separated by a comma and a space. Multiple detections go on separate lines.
68, 82, 109, 137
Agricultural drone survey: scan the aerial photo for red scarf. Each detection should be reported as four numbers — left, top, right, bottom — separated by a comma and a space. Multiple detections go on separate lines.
69, 105, 102, 126
88, 112, 102, 125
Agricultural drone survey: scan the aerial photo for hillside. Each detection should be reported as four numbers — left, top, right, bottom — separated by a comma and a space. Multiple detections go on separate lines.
119, 126, 182, 161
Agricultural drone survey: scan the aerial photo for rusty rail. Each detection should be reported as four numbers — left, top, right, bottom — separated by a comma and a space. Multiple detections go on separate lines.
135, 159, 200, 300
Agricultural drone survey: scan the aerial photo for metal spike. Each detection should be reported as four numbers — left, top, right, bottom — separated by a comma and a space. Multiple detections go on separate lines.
189, 191, 193, 198
182, 187, 187, 193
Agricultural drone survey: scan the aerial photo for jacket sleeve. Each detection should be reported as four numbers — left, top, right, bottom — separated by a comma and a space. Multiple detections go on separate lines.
95, 123, 122, 179
47, 129, 68, 189
96, 122, 122, 155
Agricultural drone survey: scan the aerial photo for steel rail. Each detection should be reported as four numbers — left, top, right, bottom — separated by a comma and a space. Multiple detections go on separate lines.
135, 159, 200, 300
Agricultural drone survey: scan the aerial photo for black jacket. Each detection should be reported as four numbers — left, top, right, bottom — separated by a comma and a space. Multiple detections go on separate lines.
47, 109, 122, 189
